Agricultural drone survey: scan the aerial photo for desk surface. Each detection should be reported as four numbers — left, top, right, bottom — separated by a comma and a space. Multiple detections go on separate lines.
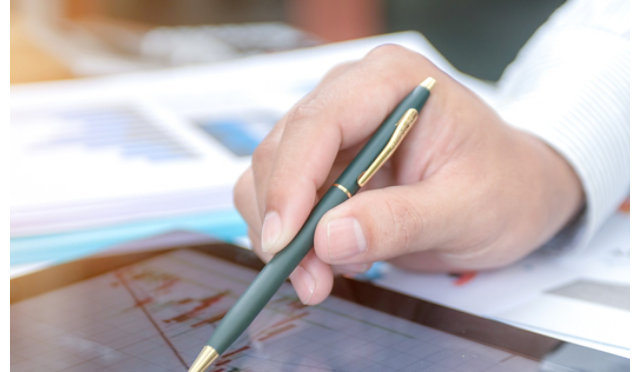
10, 13, 75, 84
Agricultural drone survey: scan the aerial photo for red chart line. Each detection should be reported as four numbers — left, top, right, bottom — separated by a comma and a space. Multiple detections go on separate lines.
115, 271, 189, 369
258, 323, 296, 342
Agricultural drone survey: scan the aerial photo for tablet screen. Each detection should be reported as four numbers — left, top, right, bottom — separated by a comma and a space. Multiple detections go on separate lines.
11, 248, 542, 371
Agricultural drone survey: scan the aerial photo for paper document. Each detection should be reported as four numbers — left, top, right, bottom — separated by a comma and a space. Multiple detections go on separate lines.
373, 210, 630, 357
11, 31, 476, 240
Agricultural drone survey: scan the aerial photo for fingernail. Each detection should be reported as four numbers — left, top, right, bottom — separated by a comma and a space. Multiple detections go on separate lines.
327, 217, 367, 261
290, 266, 315, 304
261, 211, 283, 254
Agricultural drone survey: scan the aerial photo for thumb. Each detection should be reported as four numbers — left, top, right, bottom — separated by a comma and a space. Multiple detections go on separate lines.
313, 183, 455, 265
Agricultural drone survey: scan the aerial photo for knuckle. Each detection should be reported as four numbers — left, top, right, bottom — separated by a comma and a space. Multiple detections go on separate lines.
361, 44, 431, 91
323, 61, 354, 81
363, 44, 412, 65
251, 135, 275, 167
287, 93, 326, 126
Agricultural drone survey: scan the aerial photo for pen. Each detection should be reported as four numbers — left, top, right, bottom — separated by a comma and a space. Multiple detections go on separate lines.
189, 76, 436, 371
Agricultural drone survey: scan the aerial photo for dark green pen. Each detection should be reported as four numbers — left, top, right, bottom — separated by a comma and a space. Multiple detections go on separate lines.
189, 77, 435, 371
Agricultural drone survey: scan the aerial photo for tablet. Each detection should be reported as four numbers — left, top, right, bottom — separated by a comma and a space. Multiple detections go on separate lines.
10, 243, 628, 371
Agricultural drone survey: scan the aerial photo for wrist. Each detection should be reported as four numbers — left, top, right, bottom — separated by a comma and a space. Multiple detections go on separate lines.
516, 129, 586, 246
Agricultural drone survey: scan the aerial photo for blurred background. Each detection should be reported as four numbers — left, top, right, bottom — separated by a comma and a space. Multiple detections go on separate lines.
11, 0, 565, 84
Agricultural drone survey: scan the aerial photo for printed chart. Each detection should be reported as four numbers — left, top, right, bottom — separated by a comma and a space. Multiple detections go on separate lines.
26, 107, 197, 163
11, 250, 537, 371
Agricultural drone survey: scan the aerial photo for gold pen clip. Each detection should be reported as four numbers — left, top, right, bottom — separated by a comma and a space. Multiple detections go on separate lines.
357, 108, 419, 187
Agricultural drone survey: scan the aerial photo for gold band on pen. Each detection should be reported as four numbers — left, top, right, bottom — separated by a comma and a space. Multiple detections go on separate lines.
332, 184, 352, 198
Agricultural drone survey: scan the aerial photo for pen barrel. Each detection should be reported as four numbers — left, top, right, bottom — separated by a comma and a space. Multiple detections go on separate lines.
335, 84, 431, 195
206, 80, 432, 357
208, 186, 348, 354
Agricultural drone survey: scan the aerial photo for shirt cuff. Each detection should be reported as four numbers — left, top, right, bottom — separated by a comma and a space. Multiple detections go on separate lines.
495, 28, 629, 251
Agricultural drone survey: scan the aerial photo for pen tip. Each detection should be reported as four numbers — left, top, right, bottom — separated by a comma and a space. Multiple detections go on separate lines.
420, 77, 436, 90
188, 345, 219, 372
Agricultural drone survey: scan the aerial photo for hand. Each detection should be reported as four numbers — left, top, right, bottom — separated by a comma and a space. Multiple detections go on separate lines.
233, 44, 584, 305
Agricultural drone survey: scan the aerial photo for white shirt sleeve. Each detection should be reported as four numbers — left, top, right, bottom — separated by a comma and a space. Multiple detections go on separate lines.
494, 0, 629, 250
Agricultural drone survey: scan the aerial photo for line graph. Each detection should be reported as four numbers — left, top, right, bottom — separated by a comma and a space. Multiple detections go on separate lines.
11, 250, 538, 371
115, 271, 189, 368
106, 253, 315, 371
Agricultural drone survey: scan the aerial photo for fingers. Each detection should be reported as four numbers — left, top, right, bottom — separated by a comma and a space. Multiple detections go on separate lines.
260, 45, 446, 255
313, 180, 466, 268
233, 168, 273, 261
333, 262, 372, 276
233, 169, 260, 236
249, 61, 355, 220
289, 252, 334, 305
235, 167, 335, 305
